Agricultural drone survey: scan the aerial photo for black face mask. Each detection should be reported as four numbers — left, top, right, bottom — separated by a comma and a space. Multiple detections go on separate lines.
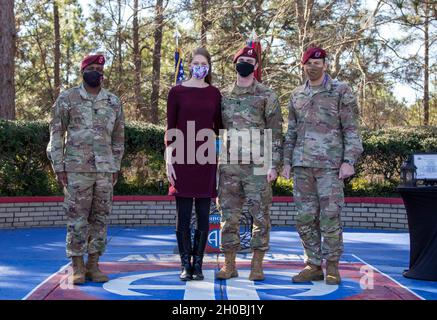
236, 62, 255, 77
83, 70, 103, 87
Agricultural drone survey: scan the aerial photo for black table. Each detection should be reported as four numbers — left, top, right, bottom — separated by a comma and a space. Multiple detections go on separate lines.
397, 186, 437, 281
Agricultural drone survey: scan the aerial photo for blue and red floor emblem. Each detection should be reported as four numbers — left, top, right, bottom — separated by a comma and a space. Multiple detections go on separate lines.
1, 227, 435, 300
25, 254, 421, 300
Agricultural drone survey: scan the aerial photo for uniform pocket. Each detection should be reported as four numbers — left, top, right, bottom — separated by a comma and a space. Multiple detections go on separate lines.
69, 104, 92, 128
95, 105, 116, 133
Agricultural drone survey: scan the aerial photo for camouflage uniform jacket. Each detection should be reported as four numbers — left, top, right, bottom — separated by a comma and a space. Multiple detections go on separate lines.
283, 74, 363, 169
221, 80, 283, 168
47, 84, 125, 173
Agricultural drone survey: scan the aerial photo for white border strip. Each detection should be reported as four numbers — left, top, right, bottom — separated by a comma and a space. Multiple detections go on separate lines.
21, 262, 71, 300
352, 254, 425, 300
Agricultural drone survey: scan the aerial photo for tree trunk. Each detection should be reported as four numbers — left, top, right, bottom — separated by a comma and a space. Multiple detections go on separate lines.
295, 0, 314, 81
117, 0, 123, 84
133, 0, 147, 118
65, 33, 71, 85
150, 0, 164, 124
200, 0, 208, 47
53, 0, 61, 100
423, 0, 430, 126
0, 0, 16, 120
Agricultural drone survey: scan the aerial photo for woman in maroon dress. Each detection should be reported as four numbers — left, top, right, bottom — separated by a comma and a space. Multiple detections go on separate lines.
165, 48, 222, 281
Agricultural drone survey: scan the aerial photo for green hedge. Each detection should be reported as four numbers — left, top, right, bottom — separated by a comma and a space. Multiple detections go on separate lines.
1, 120, 436, 197
350, 126, 437, 197
0, 120, 168, 196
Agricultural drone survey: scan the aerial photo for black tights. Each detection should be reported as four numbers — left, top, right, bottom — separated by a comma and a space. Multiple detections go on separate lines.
175, 197, 210, 232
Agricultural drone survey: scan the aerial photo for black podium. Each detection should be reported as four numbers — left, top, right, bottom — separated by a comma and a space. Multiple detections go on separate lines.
397, 186, 437, 281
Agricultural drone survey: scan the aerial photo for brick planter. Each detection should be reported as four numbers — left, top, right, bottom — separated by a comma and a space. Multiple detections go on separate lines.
0, 196, 407, 231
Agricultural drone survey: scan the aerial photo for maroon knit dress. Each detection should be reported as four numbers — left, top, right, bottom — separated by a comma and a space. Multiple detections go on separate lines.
165, 84, 222, 198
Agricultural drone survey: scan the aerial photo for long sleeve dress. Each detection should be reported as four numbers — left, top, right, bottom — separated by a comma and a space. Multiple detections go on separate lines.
165, 85, 222, 198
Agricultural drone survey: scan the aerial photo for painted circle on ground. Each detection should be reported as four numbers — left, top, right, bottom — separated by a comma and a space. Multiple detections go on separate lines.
76, 267, 363, 300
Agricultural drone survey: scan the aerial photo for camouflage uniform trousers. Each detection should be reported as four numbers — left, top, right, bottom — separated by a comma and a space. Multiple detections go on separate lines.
293, 167, 344, 266
64, 172, 113, 258
218, 163, 272, 253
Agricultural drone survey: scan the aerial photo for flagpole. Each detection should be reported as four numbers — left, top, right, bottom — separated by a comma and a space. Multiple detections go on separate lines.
174, 28, 180, 49
174, 28, 181, 85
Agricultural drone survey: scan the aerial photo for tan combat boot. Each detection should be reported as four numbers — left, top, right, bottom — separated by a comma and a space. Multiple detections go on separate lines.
249, 250, 265, 281
216, 250, 238, 279
326, 261, 341, 285
292, 263, 324, 283
85, 253, 109, 283
70, 256, 85, 285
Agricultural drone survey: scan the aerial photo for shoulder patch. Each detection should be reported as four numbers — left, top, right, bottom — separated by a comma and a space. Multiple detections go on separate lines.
292, 84, 305, 96
255, 83, 276, 98
331, 80, 351, 94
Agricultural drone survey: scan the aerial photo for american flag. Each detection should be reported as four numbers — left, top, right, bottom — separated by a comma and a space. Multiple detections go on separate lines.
174, 47, 185, 85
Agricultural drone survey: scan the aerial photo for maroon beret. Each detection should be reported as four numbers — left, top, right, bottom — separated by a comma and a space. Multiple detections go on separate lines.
301, 47, 326, 65
81, 54, 105, 71
233, 46, 258, 63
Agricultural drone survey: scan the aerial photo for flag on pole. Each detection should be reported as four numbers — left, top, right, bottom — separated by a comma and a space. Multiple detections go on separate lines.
247, 30, 262, 82
174, 28, 185, 85
174, 47, 185, 85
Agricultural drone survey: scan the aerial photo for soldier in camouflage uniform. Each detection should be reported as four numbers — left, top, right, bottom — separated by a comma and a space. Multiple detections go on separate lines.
47, 53, 125, 285
282, 47, 363, 285
217, 47, 283, 281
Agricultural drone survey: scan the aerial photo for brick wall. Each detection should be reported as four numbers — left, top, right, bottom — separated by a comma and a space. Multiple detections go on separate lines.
269, 198, 407, 230
0, 196, 407, 231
